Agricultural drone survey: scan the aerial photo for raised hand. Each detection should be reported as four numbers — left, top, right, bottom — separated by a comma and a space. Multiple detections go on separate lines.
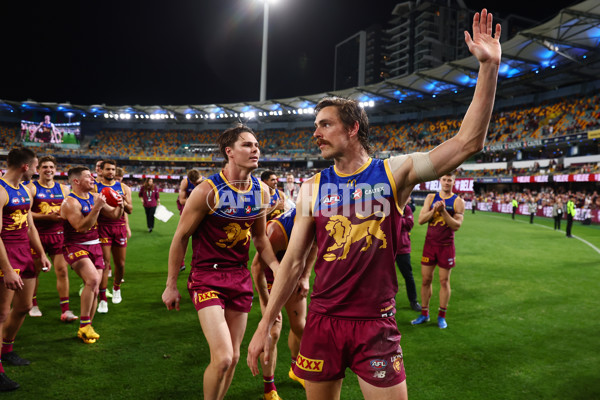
465, 9, 502, 65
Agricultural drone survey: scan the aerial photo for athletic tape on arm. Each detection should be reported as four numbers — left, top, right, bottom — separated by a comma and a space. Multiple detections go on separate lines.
388, 152, 438, 182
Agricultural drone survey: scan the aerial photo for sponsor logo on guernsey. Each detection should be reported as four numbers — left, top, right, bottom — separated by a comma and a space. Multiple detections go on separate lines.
196, 290, 219, 304
370, 359, 388, 370
352, 189, 362, 199
321, 194, 340, 205
245, 205, 251, 214
296, 354, 324, 372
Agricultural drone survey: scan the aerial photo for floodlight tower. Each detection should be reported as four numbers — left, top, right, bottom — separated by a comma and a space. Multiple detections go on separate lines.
259, 0, 279, 102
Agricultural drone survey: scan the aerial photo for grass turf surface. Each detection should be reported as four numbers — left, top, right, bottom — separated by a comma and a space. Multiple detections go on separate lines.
7, 193, 600, 399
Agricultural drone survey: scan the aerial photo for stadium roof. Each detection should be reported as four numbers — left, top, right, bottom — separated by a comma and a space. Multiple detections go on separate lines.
2, 0, 600, 122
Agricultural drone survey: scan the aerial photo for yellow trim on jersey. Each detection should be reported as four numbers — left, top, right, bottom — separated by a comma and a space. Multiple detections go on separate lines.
312, 173, 321, 213
333, 157, 372, 177
204, 179, 219, 215
70, 192, 91, 201
0, 178, 20, 190
383, 159, 403, 215
0, 185, 8, 207
219, 171, 253, 194
37, 181, 56, 189
439, 192, 455, 200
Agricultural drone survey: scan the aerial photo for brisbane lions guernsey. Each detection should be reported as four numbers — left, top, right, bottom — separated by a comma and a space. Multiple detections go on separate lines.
63, 193, 99, 245
31, 181, 66, 235
311, 158, 402, 319
191, 172, 265, 268
95, 181, 125, 226
425, 192, 458, 246
0, 179, 31, 244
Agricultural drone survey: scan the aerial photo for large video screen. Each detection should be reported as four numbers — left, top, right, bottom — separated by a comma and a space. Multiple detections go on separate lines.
21, 117, 81, 145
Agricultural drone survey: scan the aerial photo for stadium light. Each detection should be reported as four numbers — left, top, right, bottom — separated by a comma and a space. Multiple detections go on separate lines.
258, 0, 281, 102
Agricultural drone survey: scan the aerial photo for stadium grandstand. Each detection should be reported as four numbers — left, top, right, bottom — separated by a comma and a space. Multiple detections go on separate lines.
1, 0, 599, 223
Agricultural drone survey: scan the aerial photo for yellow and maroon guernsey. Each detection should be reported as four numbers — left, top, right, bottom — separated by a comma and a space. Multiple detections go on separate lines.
191, 172, 265, 268
95, 181, 125, 226
425, 192, 458, 246
0, 179, 31, 244
31, 181, 67, 235
63, 193, 99, 244
311, 158, 402, 319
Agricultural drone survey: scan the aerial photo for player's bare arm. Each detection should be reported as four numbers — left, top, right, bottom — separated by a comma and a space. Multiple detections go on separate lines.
252, 182, 280, 273
177, 178, 188, 206
60, 195, 104, 233
121, 183, 133, 214
391, 10, 501, 206
26, 206, 52, 273
97, 192, 124, 220
0, 189, 24, 290
295, 241, 317, 299
247, 180, 316, 376
418, 193, 437, 225
440, 197, 465, 231
162, 182, 211, 311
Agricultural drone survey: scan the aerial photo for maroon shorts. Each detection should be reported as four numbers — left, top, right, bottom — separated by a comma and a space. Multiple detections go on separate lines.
32, 233, 64, 258
98, 224, 128, 248
421, 242, 456, 269
187, 265, 253, 313
0, 244, 35, 280
63, 243, 105, 270
294, 312, 406, 387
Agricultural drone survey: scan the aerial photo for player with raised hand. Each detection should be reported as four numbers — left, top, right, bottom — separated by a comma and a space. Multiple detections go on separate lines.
248, 9, 501, 399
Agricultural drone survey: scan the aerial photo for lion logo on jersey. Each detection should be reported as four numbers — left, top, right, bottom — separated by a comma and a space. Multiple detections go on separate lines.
216, 222, 251, 248
5, 210, 28, 231
322, 212, 387, 261
39, 201, 60, 215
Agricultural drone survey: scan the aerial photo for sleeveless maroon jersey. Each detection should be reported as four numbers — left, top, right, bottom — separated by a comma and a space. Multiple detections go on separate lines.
311, 158, 402, 319
191, 172, 265, 268
63, 193, 99, 244
0, 179, 31, 244
425, 192, 458, 246
95, 180, 126, 226
31, 181, 66, 235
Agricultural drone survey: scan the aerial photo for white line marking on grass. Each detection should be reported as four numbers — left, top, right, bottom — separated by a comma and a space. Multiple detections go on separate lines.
486, 214, 600, 256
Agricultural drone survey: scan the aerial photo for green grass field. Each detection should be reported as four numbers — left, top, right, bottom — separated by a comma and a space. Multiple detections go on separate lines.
7, 193, 600, 399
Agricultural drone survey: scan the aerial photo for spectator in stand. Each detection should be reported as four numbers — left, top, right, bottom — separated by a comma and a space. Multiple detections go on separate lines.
552, 198, 564, 230
528, 196, 537, 224
139, 178, 160, 233
566, 196, 575, 238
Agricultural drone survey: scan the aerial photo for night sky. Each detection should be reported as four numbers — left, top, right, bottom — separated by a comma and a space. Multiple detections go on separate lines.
1, 0, 574, 107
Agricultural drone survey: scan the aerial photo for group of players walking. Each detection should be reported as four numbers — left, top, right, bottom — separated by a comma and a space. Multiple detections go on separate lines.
1, 9, 500, 399
0, 153, 132, 391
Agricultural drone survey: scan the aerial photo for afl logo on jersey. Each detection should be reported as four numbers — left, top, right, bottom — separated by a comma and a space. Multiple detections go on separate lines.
83, 206, 89, 212
321, 194, 340, 205
38, 193, 46, 198
224, 208, 236, 216
11, 198, 20, 204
